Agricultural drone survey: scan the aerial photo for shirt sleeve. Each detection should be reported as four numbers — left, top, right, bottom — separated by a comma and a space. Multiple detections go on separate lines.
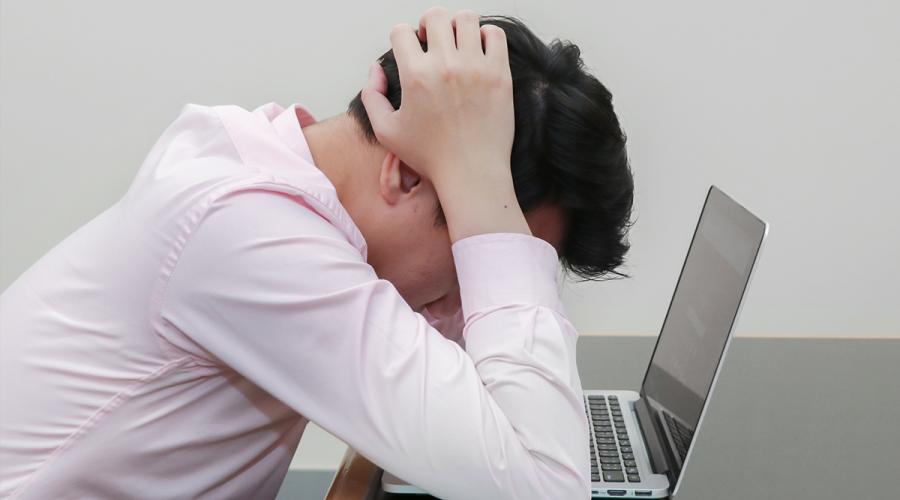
158, 189, 591, 500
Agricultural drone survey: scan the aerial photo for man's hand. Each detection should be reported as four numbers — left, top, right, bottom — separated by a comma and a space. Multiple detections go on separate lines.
362, 7, 531, 242
361, 7, 514, 187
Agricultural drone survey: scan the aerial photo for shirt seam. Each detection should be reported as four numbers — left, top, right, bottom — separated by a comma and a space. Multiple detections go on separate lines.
145, 106, 350, 364
147, 176, 326, 364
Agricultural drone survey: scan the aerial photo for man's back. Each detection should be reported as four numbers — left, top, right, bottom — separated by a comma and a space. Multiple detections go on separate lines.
0, 103, 346, 498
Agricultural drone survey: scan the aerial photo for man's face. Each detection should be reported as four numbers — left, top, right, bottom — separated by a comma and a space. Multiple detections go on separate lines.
360, 151, 566, 315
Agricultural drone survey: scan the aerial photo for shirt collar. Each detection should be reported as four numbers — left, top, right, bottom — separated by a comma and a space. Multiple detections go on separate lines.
271, 102, 318, 164
269, 102, 369, 261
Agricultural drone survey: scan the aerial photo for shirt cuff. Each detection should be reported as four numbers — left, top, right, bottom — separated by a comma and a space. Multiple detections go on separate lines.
451, 232, 562, 320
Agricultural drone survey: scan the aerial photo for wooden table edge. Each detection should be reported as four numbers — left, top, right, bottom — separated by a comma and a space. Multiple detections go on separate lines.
325, 447, 384, 500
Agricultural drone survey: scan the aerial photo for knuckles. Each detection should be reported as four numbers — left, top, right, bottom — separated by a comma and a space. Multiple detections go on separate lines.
438, 60, 462, 82
397, 11, 510, 93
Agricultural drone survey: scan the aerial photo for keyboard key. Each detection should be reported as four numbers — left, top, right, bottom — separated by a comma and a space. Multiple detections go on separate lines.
603, 471, 625, 482
621, 446, 632, 453
624, 460, 636, 467
622, 453, 634, 460
626, 467, 639, 474
601, 463, 622, 471
599, 450, 618, 457
599, 456, 620, 464
619, 440, 630, 446
592, 474, 602, 482
627, 474, 641, 482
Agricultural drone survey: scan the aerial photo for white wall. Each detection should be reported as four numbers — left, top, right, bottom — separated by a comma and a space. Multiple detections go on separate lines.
2, 0, 898, 470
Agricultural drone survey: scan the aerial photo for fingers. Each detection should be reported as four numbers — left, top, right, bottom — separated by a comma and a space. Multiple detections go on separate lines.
418, 6, 455, 54
480, 24, 509, 64
451, 10, 482, 55
390, 22, 422, 76
360, 63, 395, 145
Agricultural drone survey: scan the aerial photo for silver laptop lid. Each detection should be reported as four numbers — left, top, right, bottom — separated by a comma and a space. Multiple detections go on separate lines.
639, 185, 768, 496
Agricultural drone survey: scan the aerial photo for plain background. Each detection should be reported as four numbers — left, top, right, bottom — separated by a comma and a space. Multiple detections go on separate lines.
2, 0, 898, 472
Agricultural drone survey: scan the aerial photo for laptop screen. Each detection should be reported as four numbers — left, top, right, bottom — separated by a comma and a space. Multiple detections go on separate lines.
640, 186, 767, 487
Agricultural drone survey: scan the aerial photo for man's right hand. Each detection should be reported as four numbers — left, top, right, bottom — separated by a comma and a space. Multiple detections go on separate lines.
361, 7, 532, 243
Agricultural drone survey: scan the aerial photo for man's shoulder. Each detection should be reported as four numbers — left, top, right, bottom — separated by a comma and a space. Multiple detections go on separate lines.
205, 188, 362, 257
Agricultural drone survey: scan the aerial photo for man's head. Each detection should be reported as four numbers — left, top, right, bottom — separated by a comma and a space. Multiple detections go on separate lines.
339, 15, 633, 314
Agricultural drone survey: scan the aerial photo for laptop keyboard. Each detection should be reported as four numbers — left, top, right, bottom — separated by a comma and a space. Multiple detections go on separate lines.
585, 395, 641, 483
663, 411, 694, 462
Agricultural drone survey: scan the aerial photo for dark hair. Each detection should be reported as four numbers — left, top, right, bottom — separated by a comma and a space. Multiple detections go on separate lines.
347, 15, 634, 281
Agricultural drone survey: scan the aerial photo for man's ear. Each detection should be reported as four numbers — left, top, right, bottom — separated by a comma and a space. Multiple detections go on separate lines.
379, 151, 421, 206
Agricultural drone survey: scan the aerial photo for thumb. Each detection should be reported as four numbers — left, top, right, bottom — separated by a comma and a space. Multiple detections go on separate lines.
360, 62, 396, 145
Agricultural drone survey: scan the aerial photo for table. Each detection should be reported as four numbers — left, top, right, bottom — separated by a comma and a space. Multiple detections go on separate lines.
320, 336, 899, 499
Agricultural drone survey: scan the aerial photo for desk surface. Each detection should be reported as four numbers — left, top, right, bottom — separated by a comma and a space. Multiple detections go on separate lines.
321, 336, 899, 499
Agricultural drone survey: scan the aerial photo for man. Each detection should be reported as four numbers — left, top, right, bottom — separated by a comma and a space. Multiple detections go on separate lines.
0, 7, 632, 499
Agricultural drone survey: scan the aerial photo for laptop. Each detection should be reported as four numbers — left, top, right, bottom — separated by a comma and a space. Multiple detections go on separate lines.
382, 185, 769, 498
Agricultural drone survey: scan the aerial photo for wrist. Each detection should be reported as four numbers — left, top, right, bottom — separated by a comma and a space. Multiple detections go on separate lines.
429, 156, 514, 194
435, 167, 531, 243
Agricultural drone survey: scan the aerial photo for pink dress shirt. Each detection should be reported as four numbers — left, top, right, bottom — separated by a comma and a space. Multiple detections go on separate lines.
0, 102, 590, 499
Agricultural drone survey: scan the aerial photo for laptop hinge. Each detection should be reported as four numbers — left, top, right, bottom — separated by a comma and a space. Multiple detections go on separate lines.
634, 396, 674, 477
